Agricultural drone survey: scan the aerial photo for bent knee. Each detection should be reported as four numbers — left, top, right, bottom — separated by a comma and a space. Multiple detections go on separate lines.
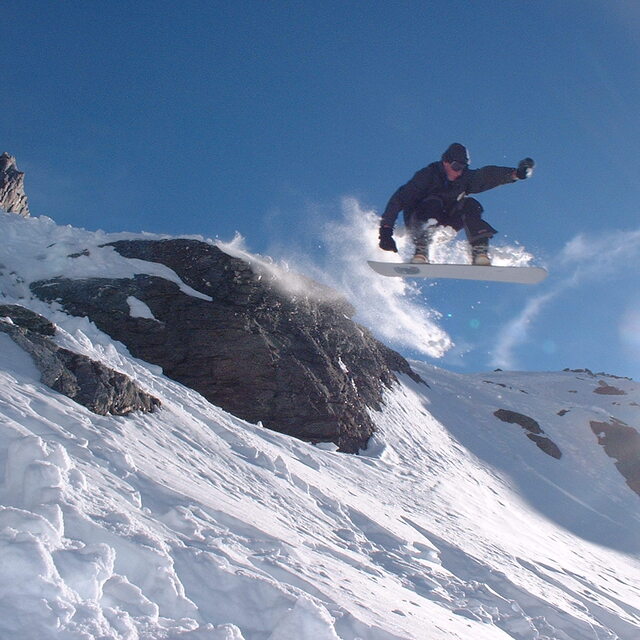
461, 197, 483, 217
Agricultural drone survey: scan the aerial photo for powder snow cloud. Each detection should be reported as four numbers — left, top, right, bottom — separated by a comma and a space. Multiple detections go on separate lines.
228, 197, 541, 363
221, 199, 455, 358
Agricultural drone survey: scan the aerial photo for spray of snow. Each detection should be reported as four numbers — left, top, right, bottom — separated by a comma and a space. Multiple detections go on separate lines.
221, 197, 537, 361
216, 232, 346, 306
217, 202, 453, 357
316, 199, 455, 357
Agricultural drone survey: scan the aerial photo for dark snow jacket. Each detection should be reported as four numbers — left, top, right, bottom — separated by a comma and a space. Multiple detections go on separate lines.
381, 161, 517, 228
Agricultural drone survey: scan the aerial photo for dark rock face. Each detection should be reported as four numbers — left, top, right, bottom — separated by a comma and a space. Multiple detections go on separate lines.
590, 419, 640, 497
0, 305, 160, 415
493, 409, 562, 459
493, 409, 542, 434
31, 239, 422, 452
0, 153, 30, 216
0, 303, 55, 335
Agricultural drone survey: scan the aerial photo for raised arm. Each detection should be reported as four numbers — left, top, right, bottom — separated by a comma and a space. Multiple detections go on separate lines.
467, 158, 535, 193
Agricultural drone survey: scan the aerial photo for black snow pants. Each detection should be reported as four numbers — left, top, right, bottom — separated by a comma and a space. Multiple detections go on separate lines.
406, 196, 498, 244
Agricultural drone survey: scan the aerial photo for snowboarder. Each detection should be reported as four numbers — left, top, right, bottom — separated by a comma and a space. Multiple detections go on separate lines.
378, 143, 534, 265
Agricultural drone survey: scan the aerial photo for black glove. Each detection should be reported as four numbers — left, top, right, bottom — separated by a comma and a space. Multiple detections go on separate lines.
516, 157, 535, 180
378, 225, 397, 252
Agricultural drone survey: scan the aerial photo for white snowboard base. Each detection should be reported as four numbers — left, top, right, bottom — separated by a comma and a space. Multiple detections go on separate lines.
367, 260, 548, 284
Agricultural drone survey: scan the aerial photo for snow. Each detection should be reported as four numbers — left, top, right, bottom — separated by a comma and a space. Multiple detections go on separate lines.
126, 297, 156, 321
221, 198, 539, 361
1, 211, 639, 639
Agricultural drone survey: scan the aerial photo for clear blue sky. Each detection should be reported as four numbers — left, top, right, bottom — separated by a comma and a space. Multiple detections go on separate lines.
3, 1, 640, 379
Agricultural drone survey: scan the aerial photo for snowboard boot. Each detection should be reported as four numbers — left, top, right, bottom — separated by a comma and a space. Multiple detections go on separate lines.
471, 239, 491, 266
411, 251, 429, 264
411, 227, 431, 264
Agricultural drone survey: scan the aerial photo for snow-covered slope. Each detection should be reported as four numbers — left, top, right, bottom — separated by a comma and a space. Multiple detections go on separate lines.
1, 213, 639, 639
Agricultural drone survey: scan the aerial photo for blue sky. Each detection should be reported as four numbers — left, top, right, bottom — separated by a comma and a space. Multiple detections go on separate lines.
3, 1, 640, 379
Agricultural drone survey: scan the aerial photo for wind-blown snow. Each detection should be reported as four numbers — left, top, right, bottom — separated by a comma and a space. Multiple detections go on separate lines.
229, 198, 536, 359
1, 212, 639, 639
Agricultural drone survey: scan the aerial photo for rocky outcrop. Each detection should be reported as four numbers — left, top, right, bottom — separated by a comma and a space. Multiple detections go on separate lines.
30, 239, 422, 452
590, 419, 640, 497
493, 408, 562, 459
593, 381, 626, 396
0, 305, 160, 415
0, 153, 30, 216
564, 367, 632, 381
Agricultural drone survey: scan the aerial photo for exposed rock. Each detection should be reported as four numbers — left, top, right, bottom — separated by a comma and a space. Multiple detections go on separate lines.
493, 408, 562, 459
0, 303, 55, 335
593, 381, 626, 396
31, 238, 423, 452
0, 152, 30, 216
483, 379, 528, 394
564, 367, 632, 381
0, 305, 160, 415
493, 409, 543, 434
590, 419, 640, 497
526, 434, 562, 459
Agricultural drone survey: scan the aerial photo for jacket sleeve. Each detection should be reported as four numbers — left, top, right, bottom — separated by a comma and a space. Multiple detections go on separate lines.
381, 165, 437, 228
467, 166, 517, 194
380, 191, 404, 228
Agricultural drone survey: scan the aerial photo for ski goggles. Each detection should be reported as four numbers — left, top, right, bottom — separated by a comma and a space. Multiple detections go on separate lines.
449, 160, 467, 172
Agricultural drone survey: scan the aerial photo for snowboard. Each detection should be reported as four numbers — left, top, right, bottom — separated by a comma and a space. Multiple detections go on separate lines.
367, 260, 548, 284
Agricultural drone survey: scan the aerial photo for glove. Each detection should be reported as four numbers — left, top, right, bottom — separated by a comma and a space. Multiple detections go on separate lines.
378, 225, 398, 252
516, 157, 535, 180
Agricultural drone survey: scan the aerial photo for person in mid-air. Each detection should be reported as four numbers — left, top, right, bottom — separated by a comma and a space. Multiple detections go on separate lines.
378, 143, 534, 265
